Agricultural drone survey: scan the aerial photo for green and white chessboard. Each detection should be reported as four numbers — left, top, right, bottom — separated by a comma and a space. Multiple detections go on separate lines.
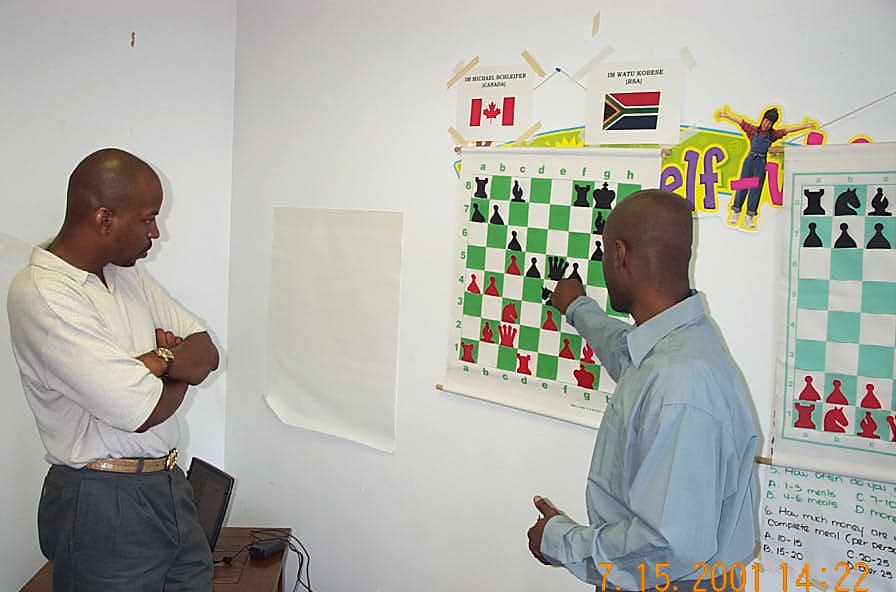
780, 159, 896, 463
444, 148, 661, 425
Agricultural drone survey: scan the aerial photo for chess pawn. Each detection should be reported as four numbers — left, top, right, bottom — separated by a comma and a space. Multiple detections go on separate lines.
466, 273, 481, 294
559, 338, 574, 359
826, 379, 849, 405
860, 384, 881, 409
798, 375, 820, 401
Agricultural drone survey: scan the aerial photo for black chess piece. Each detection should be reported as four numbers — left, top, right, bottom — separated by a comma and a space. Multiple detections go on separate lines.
568, 262, 582, 282
591, 240, 603, 261
573, 184, 591, 207
507, 230, 523, 251
547, 256, 569, 281
511, 180, 525, 202
834, 188, 860, 216
593, 182, 616, 209
869, 187, 892, 216
833, 222, 857, 248
525, 257, 541, 278
541, 287, 553, 302
593, 211, 605, 235
489, 204, 504, 225
803, 188, 825, 215
803, 222, 823, 248
470, 203, 486, 223
474, 177, 489, 198
866, 222, 891, 249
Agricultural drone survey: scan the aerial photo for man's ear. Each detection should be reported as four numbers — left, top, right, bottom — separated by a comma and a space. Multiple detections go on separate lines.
614, 239, 627, 268
95, 207, 114, 235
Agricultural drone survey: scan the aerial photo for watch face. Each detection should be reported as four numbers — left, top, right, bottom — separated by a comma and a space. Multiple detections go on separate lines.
156, 347, 175, 362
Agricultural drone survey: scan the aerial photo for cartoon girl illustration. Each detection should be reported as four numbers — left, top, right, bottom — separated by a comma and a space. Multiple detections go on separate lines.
716, 106, 818, 228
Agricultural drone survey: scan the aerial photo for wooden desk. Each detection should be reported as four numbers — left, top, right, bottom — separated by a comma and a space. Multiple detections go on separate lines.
20, 526, 291, 592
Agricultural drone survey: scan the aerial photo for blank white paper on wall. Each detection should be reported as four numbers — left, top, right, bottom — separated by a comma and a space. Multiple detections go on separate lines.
264, 208, 403, 452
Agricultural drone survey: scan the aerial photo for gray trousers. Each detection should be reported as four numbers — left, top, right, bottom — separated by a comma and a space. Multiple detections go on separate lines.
38, 464, 212, 592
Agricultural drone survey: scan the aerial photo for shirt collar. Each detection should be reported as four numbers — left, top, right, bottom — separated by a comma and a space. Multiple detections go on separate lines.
625, 290, 707, 368
29, 240, 109, 287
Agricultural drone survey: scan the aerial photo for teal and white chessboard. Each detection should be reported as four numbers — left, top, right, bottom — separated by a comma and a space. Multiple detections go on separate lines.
781, 166, 896, 460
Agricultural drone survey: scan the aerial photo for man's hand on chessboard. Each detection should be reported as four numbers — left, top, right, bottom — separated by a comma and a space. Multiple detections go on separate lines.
550, 278, 585, 314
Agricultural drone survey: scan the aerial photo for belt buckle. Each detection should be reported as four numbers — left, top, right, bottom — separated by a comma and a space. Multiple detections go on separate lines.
165, 449, 178, 470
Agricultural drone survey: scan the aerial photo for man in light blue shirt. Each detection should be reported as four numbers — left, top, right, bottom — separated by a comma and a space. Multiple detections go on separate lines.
527, 190, 758, 592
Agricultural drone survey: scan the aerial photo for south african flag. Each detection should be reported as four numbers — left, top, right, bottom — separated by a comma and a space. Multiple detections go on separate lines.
603, 91, 660, 131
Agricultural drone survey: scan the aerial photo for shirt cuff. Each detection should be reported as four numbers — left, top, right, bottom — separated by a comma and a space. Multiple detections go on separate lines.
565, 295, 597, 326
540, 514, 581, 565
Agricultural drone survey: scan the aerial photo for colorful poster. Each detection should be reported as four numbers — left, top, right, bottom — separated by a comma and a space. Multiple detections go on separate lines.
455, 65, 534, 143
584, 60, 682, 146
773, 143, 896, 481
443, 147, 661, 426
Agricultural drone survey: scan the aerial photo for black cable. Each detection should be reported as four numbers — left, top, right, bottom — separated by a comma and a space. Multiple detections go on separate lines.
248, 528, 314, 591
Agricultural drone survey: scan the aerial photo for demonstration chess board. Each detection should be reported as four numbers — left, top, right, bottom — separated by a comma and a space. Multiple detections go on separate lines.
781, 165, 896, 459
445, 148, 661, 424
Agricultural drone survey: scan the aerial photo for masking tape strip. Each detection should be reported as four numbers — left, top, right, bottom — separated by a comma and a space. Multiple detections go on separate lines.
446, 56, 480, 89
592, 11, 601, 37
515, 121, 542, 144
521, 50, 546, 77
572, 45, 615, 82
679, 46, 696, 70
448, 126, 467, 145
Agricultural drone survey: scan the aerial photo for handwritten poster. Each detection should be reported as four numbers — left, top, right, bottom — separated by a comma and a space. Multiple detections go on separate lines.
760, 465, 895, 591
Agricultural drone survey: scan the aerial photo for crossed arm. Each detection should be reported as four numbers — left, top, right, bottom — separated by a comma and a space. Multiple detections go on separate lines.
135, 329, 219, 432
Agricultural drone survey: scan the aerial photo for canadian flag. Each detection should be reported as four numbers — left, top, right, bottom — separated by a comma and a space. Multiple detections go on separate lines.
469, 97, 516, 127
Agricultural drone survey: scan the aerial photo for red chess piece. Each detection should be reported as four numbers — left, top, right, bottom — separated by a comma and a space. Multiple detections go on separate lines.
823, 407, 848, 432
573, 364, 595, 388
794, 402, 816, 429
798, 375, 820, 401
467, 273, 481, 294
502, 302, 518, 323
860, 384, 881, 409
460, 342, 475, 363
559, 338, 575, 359
506, 255, 521, 275
499, 324, 517, 347
542, 310, 558, 331
484, 276, 500, 296
516, 353, 532, 375
826, 379, 849, 405
481, 322, 494, 343
580, 342, 595, 364
857, 411, 880, 439
887, 416, 896, 442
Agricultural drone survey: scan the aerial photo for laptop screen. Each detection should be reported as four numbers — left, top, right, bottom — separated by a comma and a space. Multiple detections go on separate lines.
186, 457, 235, 551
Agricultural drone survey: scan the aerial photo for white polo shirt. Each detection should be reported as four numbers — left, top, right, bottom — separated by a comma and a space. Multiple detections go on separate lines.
7, 244, 207, 468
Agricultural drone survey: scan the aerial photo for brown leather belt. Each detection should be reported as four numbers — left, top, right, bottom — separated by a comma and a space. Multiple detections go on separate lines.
85, 449, 178, 474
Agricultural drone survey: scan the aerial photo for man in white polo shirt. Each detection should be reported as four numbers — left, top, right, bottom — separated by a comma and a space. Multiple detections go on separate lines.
7, 148, 220, 591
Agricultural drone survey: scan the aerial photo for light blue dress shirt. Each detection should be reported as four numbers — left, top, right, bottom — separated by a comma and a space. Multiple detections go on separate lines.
540, 292, 758, 590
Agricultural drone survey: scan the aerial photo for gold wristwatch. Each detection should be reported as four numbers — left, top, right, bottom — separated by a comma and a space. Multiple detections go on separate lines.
154, 347, 175, 362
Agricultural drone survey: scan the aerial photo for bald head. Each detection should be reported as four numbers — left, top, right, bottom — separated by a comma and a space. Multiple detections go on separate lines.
64, 148, 159, 225
604, 189, 693, 291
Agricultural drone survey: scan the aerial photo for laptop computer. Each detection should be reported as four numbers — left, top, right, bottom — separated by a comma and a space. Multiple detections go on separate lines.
186, 457, 235, 551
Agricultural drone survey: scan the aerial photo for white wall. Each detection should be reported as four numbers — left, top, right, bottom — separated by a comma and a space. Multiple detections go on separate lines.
227, 1, 896, 591
2, 1, 894, 590
0, 2, 234, 588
